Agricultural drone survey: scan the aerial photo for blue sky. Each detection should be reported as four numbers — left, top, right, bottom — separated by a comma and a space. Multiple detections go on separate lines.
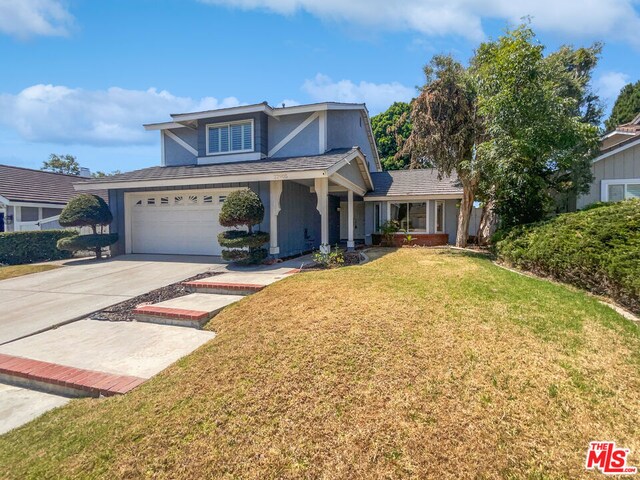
1, 0, 639, 173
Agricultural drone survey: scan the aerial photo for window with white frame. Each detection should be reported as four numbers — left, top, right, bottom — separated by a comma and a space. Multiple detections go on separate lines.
206, 120, 253, 155
604, 179, 640, 202
390, 202, 427, 232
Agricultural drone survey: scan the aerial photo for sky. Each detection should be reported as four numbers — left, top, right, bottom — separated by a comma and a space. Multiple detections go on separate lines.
1, 0, 639, 173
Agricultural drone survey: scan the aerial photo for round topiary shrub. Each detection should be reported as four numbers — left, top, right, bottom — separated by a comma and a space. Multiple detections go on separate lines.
218, 190, 269, 265
58, 194, 116, 259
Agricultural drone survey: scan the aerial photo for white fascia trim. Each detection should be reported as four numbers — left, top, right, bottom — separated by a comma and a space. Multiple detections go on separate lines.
170, 104, 273, 123
272, 103, 365, 116
602, 130, 635, 140
326, 150, 374, 190
144, 121, 186, 131
0, 199, 67, 208
330, 173, 367, 197
364, 194, 462, 202
74, 170, 329, 191
593, 137, 640, 163
601, 177, 640, 201
268, 112, 319, 157
165, 130, 198, 156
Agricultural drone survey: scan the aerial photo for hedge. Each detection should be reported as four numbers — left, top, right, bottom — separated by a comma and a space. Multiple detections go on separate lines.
494, 199, 640, 314
0, 230, 77, 265
57, 233, 119, 253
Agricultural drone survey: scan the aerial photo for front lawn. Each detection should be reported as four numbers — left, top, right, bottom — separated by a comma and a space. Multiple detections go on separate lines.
0, 264, 60, 281
1, 248, 638, 478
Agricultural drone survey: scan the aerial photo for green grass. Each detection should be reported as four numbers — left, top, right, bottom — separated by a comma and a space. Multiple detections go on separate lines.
0, 248, 638, 479
0, 263, 60, 281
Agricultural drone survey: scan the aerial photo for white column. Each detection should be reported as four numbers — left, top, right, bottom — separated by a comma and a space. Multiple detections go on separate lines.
426, 200, 431, 234
347, 190, 355, 250
314, 177, 329, 247
269, 180, 283, 255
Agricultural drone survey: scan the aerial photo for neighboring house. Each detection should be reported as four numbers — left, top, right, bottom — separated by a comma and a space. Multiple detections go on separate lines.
0, 165, 96, 232
76, 102, 467, 257
577, 114, 640, 209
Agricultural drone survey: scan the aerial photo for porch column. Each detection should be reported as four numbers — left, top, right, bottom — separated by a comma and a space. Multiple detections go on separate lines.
269, 180, 283, 255
314, 177, 329, 246
347, 190, 355, 250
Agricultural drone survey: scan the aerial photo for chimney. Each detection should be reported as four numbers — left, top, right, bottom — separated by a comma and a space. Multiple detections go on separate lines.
78, 167, 91, 178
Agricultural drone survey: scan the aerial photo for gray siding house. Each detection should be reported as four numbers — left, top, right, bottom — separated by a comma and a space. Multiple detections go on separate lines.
577, 114, 640, 209
77, 102, 465, 257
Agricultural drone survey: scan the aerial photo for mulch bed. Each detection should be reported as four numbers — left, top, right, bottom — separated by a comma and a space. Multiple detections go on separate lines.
90, 271, 222, 322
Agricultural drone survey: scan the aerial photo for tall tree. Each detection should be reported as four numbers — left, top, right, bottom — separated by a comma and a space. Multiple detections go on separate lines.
471, 25, 600, 228
41, 154, 80, 175
371, 102, 412, 170
400, 55, 484, 247
605, 80, 640, 131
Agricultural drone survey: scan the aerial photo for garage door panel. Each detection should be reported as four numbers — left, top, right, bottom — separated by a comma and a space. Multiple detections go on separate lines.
129, 190, 234, 256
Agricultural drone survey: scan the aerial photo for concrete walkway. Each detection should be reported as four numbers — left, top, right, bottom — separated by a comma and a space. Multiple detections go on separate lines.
0, 254, 226, 344
0, 254, 310, 435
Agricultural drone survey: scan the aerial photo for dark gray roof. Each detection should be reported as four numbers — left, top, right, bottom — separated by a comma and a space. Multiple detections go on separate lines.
0, 164, 106, 205
77, 148, 358, 186
367, 169, 462, 197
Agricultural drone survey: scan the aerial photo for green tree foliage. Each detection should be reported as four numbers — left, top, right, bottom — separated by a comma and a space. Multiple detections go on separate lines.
58, 194, 116, 259
218, 190, 269, 265
400, 55, 484, 247
472, 24, 601, 228
605, 80, 640, 131
371, 102, 412, 170
92, 170, 122, 178
41, 154, 81, 175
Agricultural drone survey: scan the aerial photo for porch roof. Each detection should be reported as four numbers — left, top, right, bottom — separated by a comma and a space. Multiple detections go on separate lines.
365, 169, 463, 201
74, 148, 372, 191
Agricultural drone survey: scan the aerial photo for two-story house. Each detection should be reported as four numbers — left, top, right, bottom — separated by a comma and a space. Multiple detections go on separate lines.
77, 102, 465, 257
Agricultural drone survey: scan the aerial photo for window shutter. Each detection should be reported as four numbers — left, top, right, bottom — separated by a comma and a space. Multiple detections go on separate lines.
209, 127, 220, 153
242, 122, 252, 150
220, 126, 229, 152
231, 124, 242, 151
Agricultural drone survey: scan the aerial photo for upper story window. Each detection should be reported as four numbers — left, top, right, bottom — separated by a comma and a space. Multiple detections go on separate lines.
206, 119, 254, 155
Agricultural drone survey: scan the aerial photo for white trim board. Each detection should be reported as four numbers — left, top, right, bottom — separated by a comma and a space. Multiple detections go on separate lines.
268, 112, 319, 157
165, 130, 198, 157
364, 194, 462, 202
601, 178, 640, 201
593, 137, 640, 163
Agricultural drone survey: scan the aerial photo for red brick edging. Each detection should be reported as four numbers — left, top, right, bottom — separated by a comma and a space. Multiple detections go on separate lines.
0, 353, 145, 397
132, 305, 210, 321
182, 281, 265, 292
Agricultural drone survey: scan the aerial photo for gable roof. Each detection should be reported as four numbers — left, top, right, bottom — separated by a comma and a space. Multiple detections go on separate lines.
75, 148, 372, 191
365, 169, 463, 200
0, 164, 90, 205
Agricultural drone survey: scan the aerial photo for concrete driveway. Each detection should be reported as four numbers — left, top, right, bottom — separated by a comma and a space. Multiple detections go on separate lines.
0, 255, 225, 345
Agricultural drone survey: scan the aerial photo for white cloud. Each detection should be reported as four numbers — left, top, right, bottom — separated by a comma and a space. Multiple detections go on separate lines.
302, 74, 414, 113
0, 0, 74, 39
200, 0, 640, 47
596, 71, 630, 103
0, 84, 241, 145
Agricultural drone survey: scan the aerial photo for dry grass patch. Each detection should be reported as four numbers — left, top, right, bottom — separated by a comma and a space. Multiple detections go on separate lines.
0, 248, 638, 479
0, 263, 60, 281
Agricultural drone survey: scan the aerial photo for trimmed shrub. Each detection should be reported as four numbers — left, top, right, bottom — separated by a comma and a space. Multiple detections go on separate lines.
57, 233, 119, 255
0, 230, 77, 265
218, 190, 269, 265
494, 199, 640, 313
59, 194, 112, 229
59, 194, 114, 259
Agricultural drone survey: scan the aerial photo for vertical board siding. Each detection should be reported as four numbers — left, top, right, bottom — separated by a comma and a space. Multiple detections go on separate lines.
277, 181, 321, 256
327, 110, 376, 172
164, 128, 198, 166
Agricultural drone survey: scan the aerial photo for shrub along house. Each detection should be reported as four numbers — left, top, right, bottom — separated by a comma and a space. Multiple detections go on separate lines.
75, 102, 468, 258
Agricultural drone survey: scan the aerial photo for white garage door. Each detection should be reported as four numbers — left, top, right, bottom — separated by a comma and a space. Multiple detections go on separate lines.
129, 190, 235, 256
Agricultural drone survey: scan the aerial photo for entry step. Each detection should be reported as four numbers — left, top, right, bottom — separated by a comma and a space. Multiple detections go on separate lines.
0, 353, 145, 398
133, 293, 244, 327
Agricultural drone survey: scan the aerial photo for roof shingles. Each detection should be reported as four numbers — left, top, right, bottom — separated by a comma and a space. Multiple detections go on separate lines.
0, 165, 97, 205
367, 169, 462, 197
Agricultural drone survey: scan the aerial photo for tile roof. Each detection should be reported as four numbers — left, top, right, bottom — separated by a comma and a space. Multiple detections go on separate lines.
367, 169, 463, 197
77, 148, 358, 186
0, 164, 105, 205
